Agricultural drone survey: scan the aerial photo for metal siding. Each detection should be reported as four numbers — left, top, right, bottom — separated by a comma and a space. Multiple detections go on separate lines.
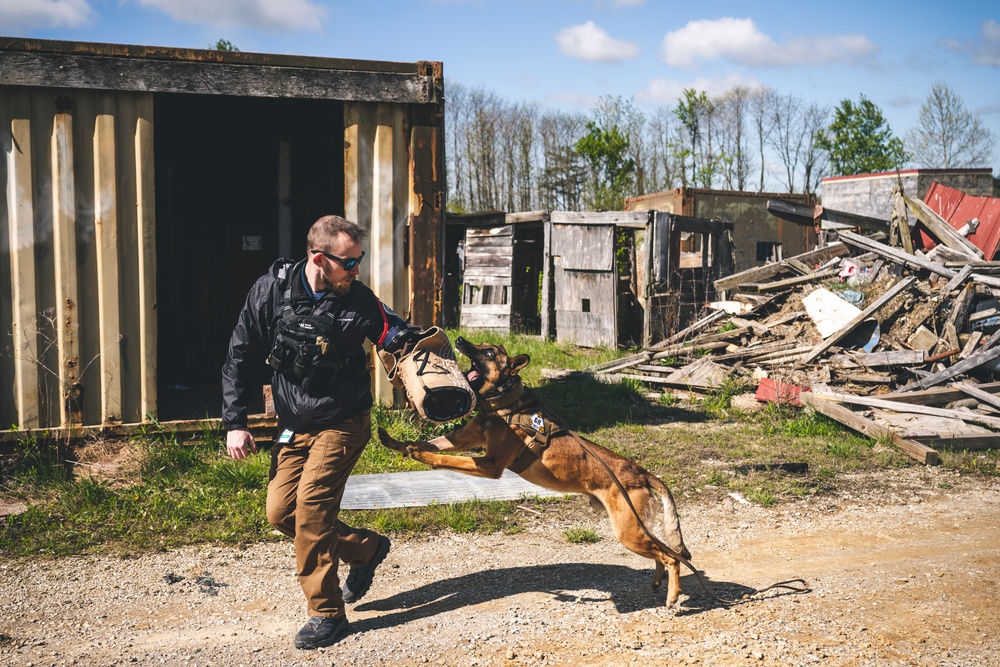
922, 182, 1000, 261
0, 87, 153, 429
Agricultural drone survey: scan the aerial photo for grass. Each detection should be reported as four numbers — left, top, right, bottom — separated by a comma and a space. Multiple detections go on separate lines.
564, 527, 601, 544
2, 330, 998, 558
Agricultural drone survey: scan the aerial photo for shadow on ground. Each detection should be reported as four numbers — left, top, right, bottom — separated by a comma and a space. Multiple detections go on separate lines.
532, 375, 711, 433
351, 563, 784, 632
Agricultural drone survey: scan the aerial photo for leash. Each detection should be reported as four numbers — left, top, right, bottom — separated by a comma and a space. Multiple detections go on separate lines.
535, 403, 811, 606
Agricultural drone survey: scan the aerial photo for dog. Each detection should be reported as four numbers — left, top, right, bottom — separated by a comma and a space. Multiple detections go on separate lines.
378, 336, 691, 607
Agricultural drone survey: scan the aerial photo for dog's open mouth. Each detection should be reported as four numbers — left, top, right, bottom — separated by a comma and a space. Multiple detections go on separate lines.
466, 369, 479, 383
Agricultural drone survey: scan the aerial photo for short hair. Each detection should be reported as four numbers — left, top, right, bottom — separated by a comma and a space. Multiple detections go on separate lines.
307, 215, 367, 252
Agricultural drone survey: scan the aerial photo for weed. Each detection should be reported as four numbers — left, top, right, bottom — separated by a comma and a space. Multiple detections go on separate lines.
744, 487, 777, 507
564, 527, 601, 544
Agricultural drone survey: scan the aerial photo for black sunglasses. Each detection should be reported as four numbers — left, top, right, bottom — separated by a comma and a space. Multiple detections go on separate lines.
311, 249, 365, 271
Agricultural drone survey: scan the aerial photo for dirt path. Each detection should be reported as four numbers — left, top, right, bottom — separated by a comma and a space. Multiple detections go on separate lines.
2, 466, 998, 667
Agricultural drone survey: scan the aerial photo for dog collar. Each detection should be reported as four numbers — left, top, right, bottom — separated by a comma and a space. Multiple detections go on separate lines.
480, 377, 525, 412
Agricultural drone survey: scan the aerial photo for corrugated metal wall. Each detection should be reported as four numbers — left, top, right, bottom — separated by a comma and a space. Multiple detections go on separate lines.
1, 87, 155, 430
344, 101, 412, 405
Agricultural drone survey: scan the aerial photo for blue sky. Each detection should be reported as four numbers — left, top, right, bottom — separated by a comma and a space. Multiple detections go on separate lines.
3, 0, 999, 178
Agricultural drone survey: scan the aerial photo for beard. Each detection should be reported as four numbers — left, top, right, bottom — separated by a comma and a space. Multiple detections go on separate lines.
321, 271, 353, 296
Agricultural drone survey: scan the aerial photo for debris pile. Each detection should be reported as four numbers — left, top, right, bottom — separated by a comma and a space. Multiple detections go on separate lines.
552, 185, 1000, 465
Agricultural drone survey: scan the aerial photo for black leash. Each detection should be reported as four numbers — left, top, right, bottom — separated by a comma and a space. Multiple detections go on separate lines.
537, 403, 811, 606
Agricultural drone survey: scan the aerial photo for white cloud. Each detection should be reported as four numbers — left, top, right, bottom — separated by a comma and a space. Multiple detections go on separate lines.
137, 0, 325, 32
611, 0, 645, 6
635, 72, 762, 106
977, 103, 1000, 116
0, 0, 93, 29
974, 18, 1000, 66
660, 17, 877, 69
555, 21, 639, 63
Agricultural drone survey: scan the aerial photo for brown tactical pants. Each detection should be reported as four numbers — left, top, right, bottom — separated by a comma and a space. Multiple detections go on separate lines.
266, 411, 381, 618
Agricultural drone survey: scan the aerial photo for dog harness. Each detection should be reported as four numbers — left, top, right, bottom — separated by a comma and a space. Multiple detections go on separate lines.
479, 378, 567, 473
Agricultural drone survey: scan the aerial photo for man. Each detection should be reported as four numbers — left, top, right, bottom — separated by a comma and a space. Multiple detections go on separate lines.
222, 215, 418, 650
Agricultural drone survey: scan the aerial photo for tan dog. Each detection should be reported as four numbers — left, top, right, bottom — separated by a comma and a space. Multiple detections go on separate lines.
378, 337, 691, 607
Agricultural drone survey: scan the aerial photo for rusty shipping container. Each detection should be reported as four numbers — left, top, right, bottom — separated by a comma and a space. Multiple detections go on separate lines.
0, 38, 445, 436
625, 187, 816, 273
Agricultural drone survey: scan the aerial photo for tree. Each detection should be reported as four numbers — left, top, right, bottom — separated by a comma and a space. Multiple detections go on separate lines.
715, 86, 753, 191
212, 39, 239, 52
674, 89, 717, 187
906, 81, 998, 168
816, 96, 907, 176
574, 106, 636, 211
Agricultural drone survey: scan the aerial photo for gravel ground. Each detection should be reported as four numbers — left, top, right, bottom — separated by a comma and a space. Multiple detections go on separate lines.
2, 465, 998, 667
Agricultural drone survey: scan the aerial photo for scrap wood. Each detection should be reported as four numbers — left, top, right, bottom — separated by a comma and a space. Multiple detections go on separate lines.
838, 231, 956, 280
742, 267, 840, 293
912, 434, 1000, 450
802, 276, 917, 364
659, 309, 728, 346
849, 350, 925, 367
889, 185, 914, 255
799, 392, 939, 465
810, 391, 1000, 430
651, 341, 730, 360
662, 357, 729, 389
953, 382, 1000, 412
905, 194, 983, 259
714, 242, 848, 292
585, 351, 649, 373
896, 328, 1000, 392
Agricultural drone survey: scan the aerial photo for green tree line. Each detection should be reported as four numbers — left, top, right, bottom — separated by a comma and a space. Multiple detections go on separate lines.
445, 81, 997, 214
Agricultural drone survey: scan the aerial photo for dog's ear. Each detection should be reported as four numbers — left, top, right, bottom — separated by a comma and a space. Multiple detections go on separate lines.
508, 354, 530, 375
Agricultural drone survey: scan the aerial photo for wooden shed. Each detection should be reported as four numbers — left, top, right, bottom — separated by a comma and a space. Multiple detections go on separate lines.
0, 38, 444, 437
545, 211, 647, 349
457, 211, 545, 335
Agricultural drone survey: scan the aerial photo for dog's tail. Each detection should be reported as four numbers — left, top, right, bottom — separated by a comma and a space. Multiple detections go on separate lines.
647, 476, 691, 561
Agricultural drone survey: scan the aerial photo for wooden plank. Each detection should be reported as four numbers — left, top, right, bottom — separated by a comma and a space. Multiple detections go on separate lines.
851, 350, 925, 367
0, 52, 437, 104
554, 269, 615, 314
905, 194, 983, 259
551, 224, 614, 271
802, 276, 916, 364
953, 382, 1000, 412
556, 310, 616, 348
812, 391, 1000, 429
714, 242, 847, 291
585, 351, 650, 373
93, 95, 122, 424
467, 226, 514, 238
896, 330, 1000, 393
944, 264, 974, 294
550, 210, 648, 227
800, 393, 939, 465
506, 210, 549, 224
744, 267, 839, 292
464, 253, 513, 267
813, 205, 891, 234
345, 102, 375, 285
913, 434, 1000, 451
6, 93, 40, 428
837, 231, 956, 279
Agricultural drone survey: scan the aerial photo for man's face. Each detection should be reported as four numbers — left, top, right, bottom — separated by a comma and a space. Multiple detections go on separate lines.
317, 233, 363, 296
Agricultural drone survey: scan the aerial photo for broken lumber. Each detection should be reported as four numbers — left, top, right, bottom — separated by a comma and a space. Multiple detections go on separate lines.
799, 392, 939, 464
802, 276, 916, 364
905, 195, 983, 259
714, 243, 848, 292
837, 231, 957, 280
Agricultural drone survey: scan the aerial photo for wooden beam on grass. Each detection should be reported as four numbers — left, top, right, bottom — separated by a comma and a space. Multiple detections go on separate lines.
799, 393, 939, 465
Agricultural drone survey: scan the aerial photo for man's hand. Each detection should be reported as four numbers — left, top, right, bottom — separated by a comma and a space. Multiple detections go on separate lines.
226, 428, 257, 460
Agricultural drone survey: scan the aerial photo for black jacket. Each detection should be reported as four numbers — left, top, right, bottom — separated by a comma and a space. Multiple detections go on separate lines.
221, 258, 411, 432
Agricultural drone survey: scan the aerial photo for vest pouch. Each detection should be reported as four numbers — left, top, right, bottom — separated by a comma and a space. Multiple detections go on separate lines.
269, 315, 343, 394
395, 327, 476, 422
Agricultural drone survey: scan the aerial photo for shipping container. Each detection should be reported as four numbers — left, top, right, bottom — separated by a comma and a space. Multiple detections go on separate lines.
0, 38, 445, 438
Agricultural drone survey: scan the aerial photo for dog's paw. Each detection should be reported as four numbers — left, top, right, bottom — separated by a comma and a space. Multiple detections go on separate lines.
405, 445, 424, 460
377, 427, 407, 453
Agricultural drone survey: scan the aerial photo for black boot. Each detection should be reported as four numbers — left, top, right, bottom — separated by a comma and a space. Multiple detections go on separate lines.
342, 535, 391, 603
294, 615, 350, 650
